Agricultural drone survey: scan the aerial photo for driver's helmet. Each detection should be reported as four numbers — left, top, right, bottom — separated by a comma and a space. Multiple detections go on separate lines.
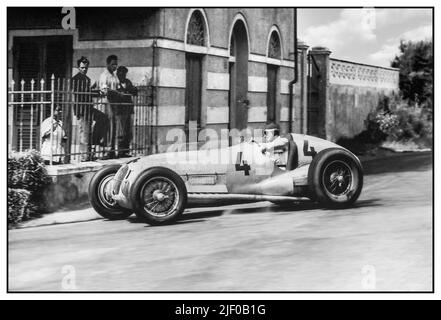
263, 122, 280, 142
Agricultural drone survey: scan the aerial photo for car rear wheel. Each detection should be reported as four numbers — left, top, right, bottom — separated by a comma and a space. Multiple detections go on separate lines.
308, 148, 363, 208
89, 165, 133, 220
130, 167, 187, 225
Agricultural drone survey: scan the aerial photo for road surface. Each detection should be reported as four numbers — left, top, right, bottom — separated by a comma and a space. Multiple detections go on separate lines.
8, 152, 433, 291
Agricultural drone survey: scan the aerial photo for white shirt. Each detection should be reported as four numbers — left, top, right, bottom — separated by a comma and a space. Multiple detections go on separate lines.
99, 69, 119, 91
40, 117, 65, 162
98, 69, 119, 105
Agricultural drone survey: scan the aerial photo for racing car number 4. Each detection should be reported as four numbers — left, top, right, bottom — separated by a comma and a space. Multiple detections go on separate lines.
303, 140, 317, 158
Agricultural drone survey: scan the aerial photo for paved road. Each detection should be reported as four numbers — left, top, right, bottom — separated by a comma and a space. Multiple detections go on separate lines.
8, 152, 433, 291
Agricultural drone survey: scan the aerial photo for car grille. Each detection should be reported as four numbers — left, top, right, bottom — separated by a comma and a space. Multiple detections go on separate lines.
112, 164, 128, 194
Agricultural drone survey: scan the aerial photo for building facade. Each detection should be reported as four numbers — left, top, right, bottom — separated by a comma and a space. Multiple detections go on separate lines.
8, 7, 305, 154
8, 7, 399, 158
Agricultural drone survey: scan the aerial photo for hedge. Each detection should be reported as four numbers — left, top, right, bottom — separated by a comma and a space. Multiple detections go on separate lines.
8, 188, 32, 225
8, 150, 51, 191
8, 150, 51, 225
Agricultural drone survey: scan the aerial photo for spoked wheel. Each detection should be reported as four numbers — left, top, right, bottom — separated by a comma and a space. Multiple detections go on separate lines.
308, 148, 363, 208
322, 160, 353, 199
141, 177, 180, 218
131, 167, 187, 225
89, 165, 133, 220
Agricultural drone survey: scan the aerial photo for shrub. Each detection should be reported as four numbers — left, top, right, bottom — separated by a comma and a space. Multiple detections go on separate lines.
363, 94, 433, 143
338, 95, 433, 153
389, 106, 433, 142
375, 113, 399, 135
361, 113, 388, 144
8, 188, 32, 225
8, 150, 51, 191
8, 150, 52, 223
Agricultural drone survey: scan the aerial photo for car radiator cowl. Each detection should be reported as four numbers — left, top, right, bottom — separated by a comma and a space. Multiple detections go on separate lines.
112, 164, 129, 195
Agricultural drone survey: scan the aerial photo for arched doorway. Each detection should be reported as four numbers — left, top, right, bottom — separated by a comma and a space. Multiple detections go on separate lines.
185, 9, 208, 141
229, 18, 249, 131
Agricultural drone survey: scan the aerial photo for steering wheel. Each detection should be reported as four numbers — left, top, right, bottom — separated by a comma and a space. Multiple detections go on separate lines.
249, 139, 272, 157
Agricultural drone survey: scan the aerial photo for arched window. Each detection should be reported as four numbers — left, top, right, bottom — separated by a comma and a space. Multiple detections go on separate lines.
186, 10, 205, 46
266, 29, 282, 123
268, 31, 281, 59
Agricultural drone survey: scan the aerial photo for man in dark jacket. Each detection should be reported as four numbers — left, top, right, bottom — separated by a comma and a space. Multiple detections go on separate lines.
116, 66, 138, 157
72, 56, 94, 161
72, 56, 109, 161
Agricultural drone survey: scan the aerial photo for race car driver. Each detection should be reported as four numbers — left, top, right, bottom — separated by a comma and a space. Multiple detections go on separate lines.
259, 122, 289, 165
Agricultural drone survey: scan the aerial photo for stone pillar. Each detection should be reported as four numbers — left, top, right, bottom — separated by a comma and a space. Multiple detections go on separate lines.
309, 46, 332, 140
297, 41, 309, 134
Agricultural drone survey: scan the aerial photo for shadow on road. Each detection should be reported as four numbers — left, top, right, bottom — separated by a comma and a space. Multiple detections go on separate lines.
318, 198, 383, 212
125, 197, 383, 227
105, 197, 383, 226
126, 209, 225, 227
362, 151, 432, 175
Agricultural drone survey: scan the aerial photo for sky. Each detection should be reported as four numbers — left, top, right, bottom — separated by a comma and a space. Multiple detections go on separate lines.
298, 8, 433, 67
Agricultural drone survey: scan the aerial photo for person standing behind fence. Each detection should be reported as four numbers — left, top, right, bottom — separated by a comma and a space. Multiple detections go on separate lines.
98, 55, 120, 158
40, 106, 67, 165
72, 56, 109, 161
72, 56, 94, 161
116, 66, 138, 157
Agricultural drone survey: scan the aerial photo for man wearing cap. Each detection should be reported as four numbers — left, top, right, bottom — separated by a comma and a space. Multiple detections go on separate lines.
259, 122, 289, 165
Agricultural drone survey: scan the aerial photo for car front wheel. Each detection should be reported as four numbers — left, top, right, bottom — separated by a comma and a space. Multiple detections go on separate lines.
89, 165, 133, 220
130, 167, 187, 225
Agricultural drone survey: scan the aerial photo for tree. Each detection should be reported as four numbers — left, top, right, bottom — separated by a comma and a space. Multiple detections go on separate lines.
391, 40, 433, 109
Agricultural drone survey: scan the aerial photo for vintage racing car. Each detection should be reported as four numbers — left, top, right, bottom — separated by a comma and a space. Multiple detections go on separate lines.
89, 133, 363, 225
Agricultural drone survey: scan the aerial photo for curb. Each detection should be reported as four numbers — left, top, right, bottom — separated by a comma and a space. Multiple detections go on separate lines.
12, 205, 103, 230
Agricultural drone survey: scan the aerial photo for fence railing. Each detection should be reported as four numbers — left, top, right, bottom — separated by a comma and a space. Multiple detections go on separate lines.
8, 75, 155, 165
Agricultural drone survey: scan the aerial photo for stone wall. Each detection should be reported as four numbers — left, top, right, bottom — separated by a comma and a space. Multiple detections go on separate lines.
308, 48, 399, 142
41, 159, 131, 212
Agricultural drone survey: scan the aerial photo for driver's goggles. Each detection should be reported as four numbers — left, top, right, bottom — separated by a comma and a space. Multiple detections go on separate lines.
263, 129, 277, 136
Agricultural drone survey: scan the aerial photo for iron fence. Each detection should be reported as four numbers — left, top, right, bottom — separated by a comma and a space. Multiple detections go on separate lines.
8, 75, 156, 164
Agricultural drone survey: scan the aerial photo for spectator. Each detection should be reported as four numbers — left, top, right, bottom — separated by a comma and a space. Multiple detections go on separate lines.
40, 106, 67, 165
72, 56, 109, 161
72, 56, 94, 161
98, 55, 120, 158
116, 66, 138, 157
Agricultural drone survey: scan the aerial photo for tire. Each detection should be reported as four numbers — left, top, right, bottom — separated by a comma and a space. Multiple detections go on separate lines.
89, 164, 133, 220
308, 148, 363, 208
130, 167, 187, 225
